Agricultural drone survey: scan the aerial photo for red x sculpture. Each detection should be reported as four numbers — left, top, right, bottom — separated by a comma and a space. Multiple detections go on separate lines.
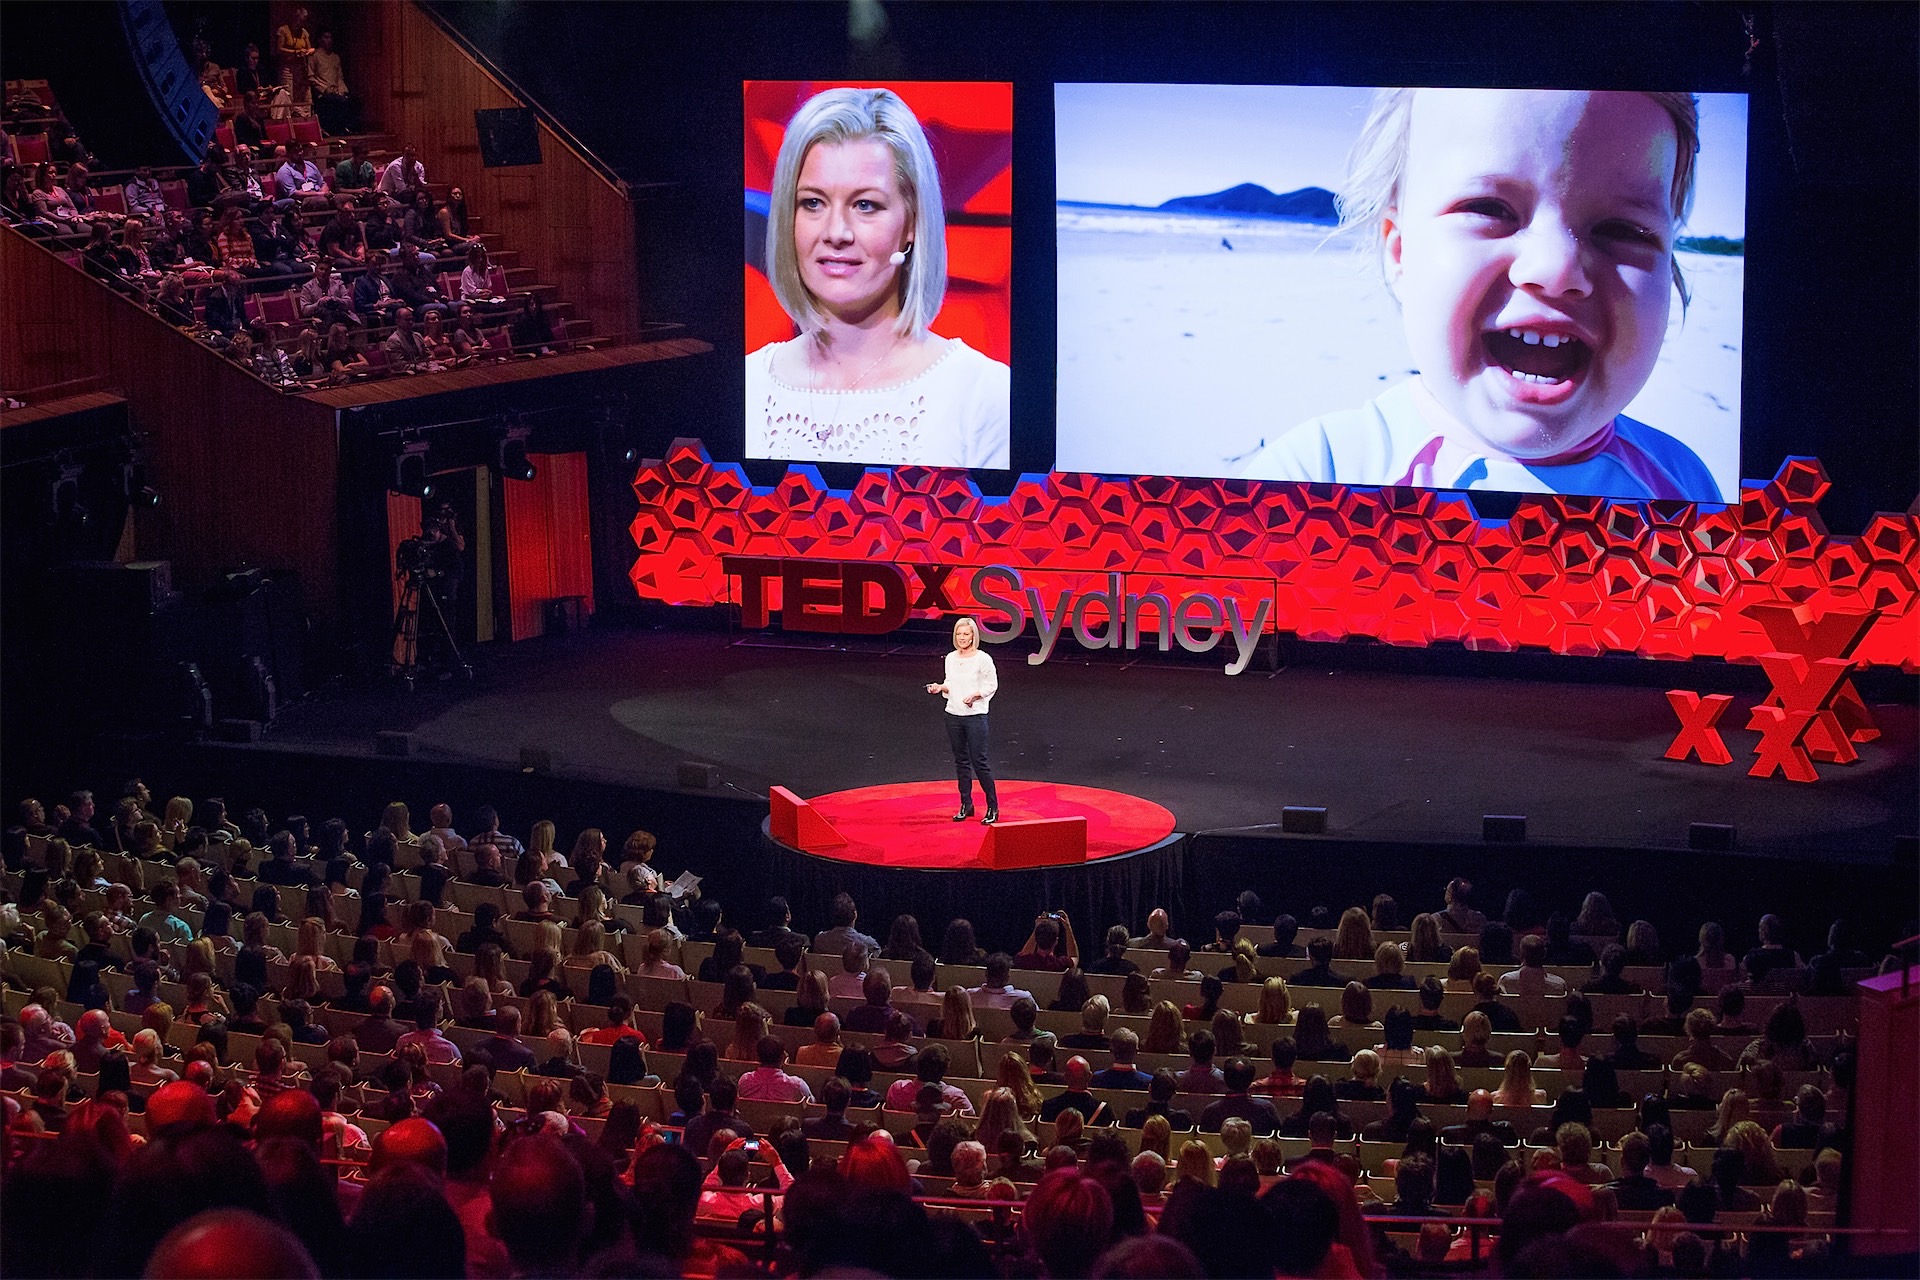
1664, 691, 1734, 765
1755, 653, 1859, 765
1744, 602, 1881, 743
1745, 705, 1820, 782
1664, 602, 1881, 781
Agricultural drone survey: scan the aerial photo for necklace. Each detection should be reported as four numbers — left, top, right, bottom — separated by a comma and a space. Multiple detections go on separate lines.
806, 332, 900, 445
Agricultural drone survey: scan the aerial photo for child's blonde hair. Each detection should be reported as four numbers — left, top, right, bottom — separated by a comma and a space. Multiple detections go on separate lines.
1340, 88, 1700, 307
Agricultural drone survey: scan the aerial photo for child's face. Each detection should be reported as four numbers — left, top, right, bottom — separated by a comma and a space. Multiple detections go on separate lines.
1384, 90, 1678, 458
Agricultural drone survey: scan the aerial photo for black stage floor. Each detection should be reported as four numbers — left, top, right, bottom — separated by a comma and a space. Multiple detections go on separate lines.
266, 626, 1917, 861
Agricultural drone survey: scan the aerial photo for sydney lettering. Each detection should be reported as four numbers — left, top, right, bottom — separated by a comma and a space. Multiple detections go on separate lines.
721, 557, 1272, 676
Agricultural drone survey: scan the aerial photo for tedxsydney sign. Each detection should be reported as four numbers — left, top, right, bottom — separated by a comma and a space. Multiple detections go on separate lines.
721, 557, 1273, 676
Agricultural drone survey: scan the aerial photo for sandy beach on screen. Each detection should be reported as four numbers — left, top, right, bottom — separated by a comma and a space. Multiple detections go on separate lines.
1055, 207, 1744, 498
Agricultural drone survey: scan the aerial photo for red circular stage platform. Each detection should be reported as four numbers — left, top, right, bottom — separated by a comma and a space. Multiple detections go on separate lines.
789, 780, 1177, 870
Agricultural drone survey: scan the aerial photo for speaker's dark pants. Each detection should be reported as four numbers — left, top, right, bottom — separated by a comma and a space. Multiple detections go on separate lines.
944, 712, 997, 809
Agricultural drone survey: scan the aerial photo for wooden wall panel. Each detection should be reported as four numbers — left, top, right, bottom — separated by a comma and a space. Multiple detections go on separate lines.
0, 228, 341, 622
340, 2, 641, 344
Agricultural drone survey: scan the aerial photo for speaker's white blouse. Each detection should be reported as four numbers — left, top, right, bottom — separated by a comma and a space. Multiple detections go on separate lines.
746, 336, 1010, 469
942, 648, 997, 717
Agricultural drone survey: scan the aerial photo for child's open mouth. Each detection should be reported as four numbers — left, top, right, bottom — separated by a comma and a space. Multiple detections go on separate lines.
1482, 327, 1592, 403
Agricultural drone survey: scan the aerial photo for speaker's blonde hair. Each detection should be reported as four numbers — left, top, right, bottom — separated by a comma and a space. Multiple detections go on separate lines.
767, 87, 947, 339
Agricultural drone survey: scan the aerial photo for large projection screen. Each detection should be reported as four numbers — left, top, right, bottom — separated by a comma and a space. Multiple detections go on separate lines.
744, 80, 1013, 470
1056, 85, 1748, 503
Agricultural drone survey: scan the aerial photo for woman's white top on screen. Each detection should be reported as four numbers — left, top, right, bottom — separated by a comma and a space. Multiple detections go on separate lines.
942, 648, 997, 717
746, 336, 1010, 469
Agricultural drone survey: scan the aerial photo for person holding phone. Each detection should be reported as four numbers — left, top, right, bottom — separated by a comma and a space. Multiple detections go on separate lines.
696, 1135, 792, 1224
925, 615, 998, 823
1014, 911, 1079, 972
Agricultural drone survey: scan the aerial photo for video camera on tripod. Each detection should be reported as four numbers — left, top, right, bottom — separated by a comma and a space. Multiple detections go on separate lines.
395, 534, 440, 578
390, 504, 470, 687
396, 504, 460, 579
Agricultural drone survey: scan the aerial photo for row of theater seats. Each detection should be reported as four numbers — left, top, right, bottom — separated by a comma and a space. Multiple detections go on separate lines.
6, 80, 604, 392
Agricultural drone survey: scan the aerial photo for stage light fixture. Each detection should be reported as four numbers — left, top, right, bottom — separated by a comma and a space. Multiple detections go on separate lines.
499, 424, 536, 482
393, 441, 435, 499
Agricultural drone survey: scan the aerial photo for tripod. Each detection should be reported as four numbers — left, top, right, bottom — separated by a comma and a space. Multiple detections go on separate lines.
391, 568, 472, 689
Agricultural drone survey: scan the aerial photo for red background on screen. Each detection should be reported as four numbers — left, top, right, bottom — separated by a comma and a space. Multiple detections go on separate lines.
744, 81, 1012, 365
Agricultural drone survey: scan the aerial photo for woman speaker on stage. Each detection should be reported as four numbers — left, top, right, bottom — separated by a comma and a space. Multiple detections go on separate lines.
926, 616, 998, 824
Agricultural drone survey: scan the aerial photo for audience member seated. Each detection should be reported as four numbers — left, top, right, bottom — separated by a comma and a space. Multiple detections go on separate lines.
317, 199, 366, 266
1499, 933, 1569, 997
81, 221, 137, 292
1290, 936, 1342, 987
351, 252, 405, 323
122, 163, 167, 219
275, 141, 331, 209
388, 245, 447, 314
378, 145, 429, 205
321, 321, 369, 380
1199, 1058, 1280, 1134
297, 258, 356, 327
1744, 914, 1805, 984
458, 242, 505, 307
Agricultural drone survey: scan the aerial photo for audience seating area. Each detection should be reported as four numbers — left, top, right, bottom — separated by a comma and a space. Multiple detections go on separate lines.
3, 66, 606, 403
0, 775, 1880, 1278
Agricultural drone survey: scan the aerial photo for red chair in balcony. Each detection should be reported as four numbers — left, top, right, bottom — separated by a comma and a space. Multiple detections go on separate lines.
265, 121, 294, 147
94, 186, 127, 217
160, 180, 189, 211
258, 291, 299, 327
215, 122, 236, 151
13, 132, 49, 166
291, 119, 322, 146
487, 266, 510, 296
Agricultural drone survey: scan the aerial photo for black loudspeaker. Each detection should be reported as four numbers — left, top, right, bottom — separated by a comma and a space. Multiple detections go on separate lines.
51, 560, 194, 728
374, 731, 413, 758
476, 108, 542, 167
1483, 815, 1527, 843
203, 570, 305, 705
677, 762, 720, 789
1281, 806, 1327, 835
1688, 823, 1737, 851
519, 746, 555, 775
1894, 835, 1917, 868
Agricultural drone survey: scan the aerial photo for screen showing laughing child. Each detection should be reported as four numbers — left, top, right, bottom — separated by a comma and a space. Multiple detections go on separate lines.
1239, 89, 1725, 501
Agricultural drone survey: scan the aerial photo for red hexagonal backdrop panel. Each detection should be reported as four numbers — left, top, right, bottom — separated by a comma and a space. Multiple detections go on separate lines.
630, 442, 1920, 672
